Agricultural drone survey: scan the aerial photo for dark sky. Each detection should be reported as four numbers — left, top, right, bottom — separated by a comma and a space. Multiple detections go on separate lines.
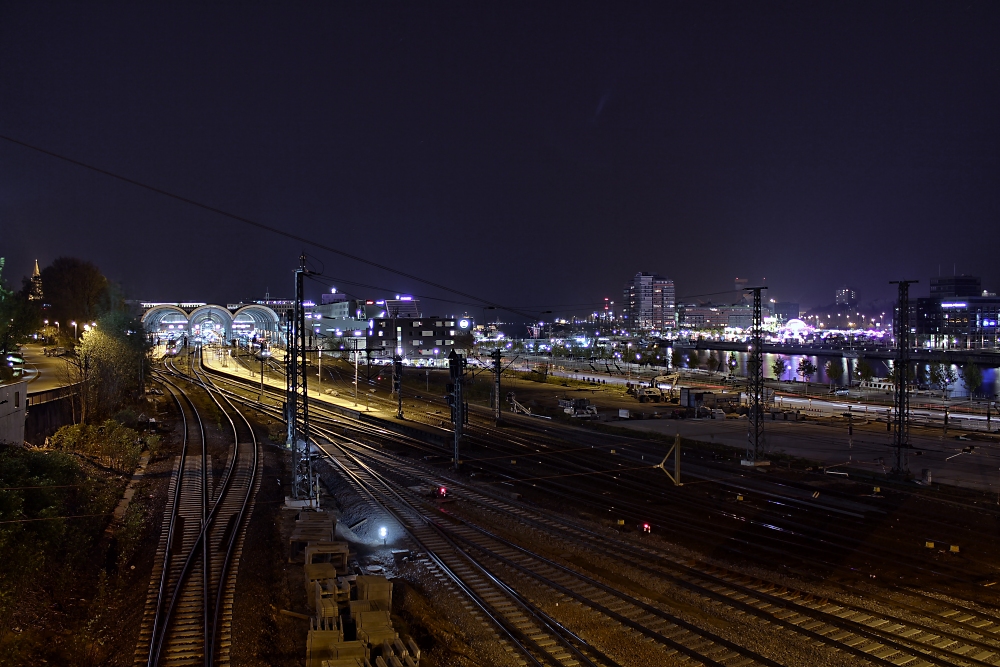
2, 2, 999, 318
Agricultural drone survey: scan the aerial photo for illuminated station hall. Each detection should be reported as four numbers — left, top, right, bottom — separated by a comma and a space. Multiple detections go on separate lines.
138, 294, 477, 366
139, 301, 284, 345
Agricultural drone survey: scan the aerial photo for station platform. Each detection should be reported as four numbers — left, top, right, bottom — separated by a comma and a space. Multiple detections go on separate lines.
197, 349, 450, 447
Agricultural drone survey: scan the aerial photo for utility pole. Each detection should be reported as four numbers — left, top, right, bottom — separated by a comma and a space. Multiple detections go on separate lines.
742, 286, 769, 466
492, 347, 503, 425
288, 255, 316, 506
447, 350, 467, 471
890, 280, 918, 477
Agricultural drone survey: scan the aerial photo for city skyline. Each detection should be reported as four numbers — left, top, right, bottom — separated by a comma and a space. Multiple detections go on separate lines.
3, 3, 1000, 314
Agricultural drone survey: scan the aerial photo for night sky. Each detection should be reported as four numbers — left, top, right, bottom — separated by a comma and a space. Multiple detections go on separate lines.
2, 2, 999, 319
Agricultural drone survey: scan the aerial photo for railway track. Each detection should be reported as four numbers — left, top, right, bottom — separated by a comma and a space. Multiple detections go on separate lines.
316, 431, 1000, 667
191, 356, 1000, 665
134, 354, 260, 666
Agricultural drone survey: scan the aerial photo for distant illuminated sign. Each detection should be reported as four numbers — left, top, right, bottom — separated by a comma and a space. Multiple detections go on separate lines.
458, 318, 470, 329
941, 303, 967, 308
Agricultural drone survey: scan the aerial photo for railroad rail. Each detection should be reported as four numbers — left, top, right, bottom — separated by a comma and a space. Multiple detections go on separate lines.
134, 354, 260, 666
191, 353, 1000, 666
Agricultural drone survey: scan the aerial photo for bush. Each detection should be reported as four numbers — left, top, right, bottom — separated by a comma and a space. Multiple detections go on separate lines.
0, 448, 121, 643
49, 420, 153, 474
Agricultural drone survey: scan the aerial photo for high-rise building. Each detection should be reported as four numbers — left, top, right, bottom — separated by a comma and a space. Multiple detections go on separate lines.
835, 286, 858, 306
623, 272, 675, 332
930, 275, 981, 299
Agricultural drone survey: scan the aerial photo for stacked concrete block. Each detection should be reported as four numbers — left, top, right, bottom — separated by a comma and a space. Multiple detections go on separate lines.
306, 616, 363, 667
355, 575, 393, 607
291, 510, 337, 558
372, 637, 420, 667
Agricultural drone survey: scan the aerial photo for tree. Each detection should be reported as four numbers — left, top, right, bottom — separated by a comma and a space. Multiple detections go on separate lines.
797, 359, 818, 382
854, 359, 875, 384
670, 348, 684, 369
929, 363, 944, 395
931, 363, 957, 399
942, 365, 957, 398
961, 363, 982, 399
771, 356, 786, 381
825, 359, 843, 390
687, 349, 700, 369
39, 257, 113, 331
727, 351, 738, 375
70, 310, 151, 422
854, 359, 875, 399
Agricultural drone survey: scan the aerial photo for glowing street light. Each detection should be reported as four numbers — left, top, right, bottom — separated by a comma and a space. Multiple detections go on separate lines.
379, 526, 387, 545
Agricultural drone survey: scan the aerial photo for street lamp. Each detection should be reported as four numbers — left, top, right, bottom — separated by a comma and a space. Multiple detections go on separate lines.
257, 347, 271, 400
71, 321, 78, 339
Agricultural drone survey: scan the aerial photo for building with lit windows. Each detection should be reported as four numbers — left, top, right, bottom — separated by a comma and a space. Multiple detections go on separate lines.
623, 272, 675, 332
835, 286, 858, 306
915, 276, 1000, 349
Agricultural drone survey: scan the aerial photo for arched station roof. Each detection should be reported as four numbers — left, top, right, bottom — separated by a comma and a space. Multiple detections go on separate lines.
142, 304, 190, 329
141, 303, 284, 342
233, 304, 281, 330
187, 305, 234, 337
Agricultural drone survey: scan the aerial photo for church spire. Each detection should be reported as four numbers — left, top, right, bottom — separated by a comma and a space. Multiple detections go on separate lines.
29, 259, 43, 301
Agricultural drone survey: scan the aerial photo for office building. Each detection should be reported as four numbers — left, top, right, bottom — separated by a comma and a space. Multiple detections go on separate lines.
623, 272, 675, 332
930, 275, 981, 299
916, 275, 999, 349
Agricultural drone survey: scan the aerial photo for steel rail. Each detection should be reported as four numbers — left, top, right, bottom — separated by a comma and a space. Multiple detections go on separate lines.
144, 376, 191, 667
318, 434, 614, 667
147, 358, 258, 666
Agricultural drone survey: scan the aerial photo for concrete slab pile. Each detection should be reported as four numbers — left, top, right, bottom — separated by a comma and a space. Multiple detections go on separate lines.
298, 536, 418, 667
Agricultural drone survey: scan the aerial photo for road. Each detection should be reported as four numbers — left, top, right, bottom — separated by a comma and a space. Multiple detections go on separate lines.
18, 343, 75, 393
516, 357, 1000, 432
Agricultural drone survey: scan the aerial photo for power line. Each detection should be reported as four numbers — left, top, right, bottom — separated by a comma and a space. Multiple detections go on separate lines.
0, 512, 112, 524
0, 132, 533, 318
1, 133, 748, 320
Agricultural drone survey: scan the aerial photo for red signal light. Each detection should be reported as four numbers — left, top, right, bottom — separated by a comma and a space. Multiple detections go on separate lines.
642, 523, 651, 533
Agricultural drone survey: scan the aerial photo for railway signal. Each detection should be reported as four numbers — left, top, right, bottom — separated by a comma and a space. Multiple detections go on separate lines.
393, 355, 403, 419
448, 350, 467, 471
491, 347, 503, 425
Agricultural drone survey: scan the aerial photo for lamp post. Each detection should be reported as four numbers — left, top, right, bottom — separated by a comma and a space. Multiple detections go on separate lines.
71, 321, 77, 340
258, 348, 271, 400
